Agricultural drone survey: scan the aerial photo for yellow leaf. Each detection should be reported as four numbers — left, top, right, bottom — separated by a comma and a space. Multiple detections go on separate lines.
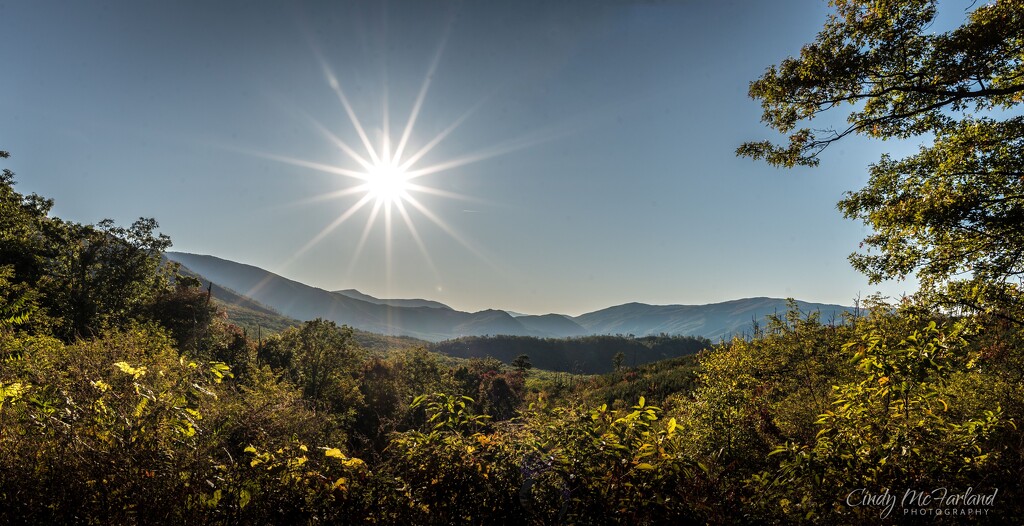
325, 448, 345, 459
113, 362, 146, 379
343, 458, 366, 470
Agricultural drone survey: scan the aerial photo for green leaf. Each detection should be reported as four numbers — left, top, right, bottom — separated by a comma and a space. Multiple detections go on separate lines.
133, 397, 149, 418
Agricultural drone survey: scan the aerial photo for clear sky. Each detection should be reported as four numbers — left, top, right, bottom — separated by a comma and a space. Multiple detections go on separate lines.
2, 0, 923, 315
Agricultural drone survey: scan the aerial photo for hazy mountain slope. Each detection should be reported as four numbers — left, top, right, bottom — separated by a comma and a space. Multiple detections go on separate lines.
359, 304, 534, 341
165, 252, 536, 341
172, 258, 429, 349
166, 252, 383, 326
333, 289, 451, 310
573, 297, 853, 340
515, 314, 588, 337
215, 300, 301, 335
453, 309, 529, 336
166, 255, 300, 334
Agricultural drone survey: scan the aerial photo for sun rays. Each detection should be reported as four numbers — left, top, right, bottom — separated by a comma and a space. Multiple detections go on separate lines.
256, 25, 498, 285
231, 16, 573, 299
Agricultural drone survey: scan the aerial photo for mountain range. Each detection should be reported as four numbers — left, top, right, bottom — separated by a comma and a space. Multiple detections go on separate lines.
165, 252, 854, 341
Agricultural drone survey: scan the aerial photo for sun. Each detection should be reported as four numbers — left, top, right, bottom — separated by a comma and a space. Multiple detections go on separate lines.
363, 161, 410, 205
258, 32, 543, 276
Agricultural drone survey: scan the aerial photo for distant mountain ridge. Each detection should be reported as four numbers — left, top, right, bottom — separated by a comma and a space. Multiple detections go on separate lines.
165, 252, 854, 342
575, 297, 853, 340
333, 289, 451, 310
515, 314, 588, 337
165, 252, 542, 341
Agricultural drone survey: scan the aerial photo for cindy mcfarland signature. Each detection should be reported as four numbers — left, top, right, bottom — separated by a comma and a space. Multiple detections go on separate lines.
846, 487, 998, 519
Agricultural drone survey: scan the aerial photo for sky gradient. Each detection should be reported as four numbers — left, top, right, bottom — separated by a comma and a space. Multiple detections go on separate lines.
2, 0, 928, 315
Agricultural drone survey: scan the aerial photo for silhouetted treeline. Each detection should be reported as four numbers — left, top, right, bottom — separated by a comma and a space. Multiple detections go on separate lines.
429, 334, 711, 374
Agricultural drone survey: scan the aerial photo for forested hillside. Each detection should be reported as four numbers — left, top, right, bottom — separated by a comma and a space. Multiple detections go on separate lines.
430, 334, 710, 374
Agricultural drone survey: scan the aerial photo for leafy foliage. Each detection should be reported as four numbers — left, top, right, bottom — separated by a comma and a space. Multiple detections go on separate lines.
583, 353, 700, 408
739, 0, 1024, 319
523, 397, 709, 524
739, 0, 1023, 167
751, 311, 1016, 522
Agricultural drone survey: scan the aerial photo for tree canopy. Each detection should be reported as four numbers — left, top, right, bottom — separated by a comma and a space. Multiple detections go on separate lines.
739, 0, 1024, 319
0, 155, 176, 339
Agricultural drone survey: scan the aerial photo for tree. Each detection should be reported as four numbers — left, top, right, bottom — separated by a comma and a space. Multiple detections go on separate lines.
276, 319, 363, 413
146, 271, 218, 356
42, 217, 172, 339
738, 0, 1024, 319
1, 150, 173, 338
512, 353, 532, 372
0, 151, 57, 328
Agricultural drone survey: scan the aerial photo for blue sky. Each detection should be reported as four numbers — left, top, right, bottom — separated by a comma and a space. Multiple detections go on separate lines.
2, 0, 926, 315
